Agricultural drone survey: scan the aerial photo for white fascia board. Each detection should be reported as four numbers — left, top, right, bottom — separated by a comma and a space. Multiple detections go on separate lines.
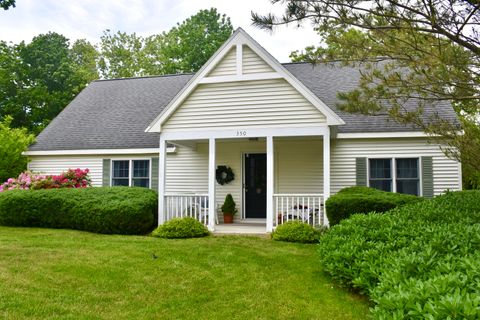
145, 28, 345, 133
23, 147, 176, 156
336, 131, 430, 139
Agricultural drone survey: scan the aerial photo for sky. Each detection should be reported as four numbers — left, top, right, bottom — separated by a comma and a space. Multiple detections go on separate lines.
0, 0, 321, 62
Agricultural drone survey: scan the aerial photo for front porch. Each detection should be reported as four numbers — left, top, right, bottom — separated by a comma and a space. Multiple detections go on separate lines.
163, 193, 325, 234
157, 127, 331, 233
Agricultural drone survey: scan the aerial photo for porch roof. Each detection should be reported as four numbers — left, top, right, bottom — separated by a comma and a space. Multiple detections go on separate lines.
29, 63, 458, 151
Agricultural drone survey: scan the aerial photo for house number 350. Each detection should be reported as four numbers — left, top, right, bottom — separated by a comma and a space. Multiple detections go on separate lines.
236, 130, 247, 136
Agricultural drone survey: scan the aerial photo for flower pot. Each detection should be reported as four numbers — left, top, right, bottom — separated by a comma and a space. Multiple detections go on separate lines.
223, 214, 234, 224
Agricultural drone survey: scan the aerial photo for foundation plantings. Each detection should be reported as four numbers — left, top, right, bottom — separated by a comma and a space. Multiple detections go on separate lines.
221, 193, 237, 224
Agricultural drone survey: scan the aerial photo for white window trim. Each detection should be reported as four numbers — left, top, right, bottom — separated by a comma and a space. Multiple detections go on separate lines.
111, 158, 152, 189
367, 158, 394, 192
367, 156, 422, 196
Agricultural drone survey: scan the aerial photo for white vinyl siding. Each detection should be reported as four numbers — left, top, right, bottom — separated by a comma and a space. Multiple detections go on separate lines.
206, 45, 274, 77
275, 138, 323, 193
331, 138, 461, 196
28, 154, 158, 187
242, 45, 274, 74
162, 79, 327, 132
165, 144, 208, 194
28, 156, 103, 186
164, 138, 324, 217
27, 138, 460, 207
207, 47, 237, 77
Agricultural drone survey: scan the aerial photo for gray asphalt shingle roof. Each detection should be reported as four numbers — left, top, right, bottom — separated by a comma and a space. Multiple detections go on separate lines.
286, 62, 457, 133
29, 62, 458, 151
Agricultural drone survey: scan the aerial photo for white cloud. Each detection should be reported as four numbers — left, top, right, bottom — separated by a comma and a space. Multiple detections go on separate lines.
0, 0, 320, 62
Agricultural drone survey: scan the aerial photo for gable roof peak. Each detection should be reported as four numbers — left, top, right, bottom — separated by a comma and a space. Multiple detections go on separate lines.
145, 27, 345, 132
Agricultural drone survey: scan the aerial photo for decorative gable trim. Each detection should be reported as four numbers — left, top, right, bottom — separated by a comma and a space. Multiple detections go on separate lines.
145, 28, 344, 133
199, 72, 282, 84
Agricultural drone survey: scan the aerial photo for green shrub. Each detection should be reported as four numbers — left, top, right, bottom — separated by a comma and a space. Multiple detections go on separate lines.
326, 186, 421, 226
152, 217, 209, 239
0, 187, 157, 234
336, 186, 385, 195
272, 221, 321, 243
319, 191, 480, 319
0, 116, 35, 182
221, 193, 237, 215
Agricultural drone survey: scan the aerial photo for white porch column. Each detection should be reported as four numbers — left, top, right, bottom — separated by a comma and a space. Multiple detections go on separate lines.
323, 128, 331, 226
158, 136, 167, 225
266, 136, 274, 232
208, 138, 216, 231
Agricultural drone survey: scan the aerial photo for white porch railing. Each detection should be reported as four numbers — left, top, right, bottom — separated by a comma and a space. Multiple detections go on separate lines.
164, 194, 209, 225
163, 193, 325, 230
273, 194, 325, 228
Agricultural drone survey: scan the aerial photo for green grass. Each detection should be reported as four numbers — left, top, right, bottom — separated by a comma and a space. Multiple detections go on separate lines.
0, 227, 369, 319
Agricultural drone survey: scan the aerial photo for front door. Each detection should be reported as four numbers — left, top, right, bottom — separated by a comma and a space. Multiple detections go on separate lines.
244, 153, 267, 218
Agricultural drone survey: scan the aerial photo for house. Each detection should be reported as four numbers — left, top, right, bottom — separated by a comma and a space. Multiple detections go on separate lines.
24, 28, 461, 232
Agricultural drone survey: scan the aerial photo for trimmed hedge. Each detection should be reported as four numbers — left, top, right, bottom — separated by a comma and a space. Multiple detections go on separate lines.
0, 187, 157, 234
319, 191, 480, 319
325, 186, 421, 226
272, 221, 324, 243
152, 217, 209, 239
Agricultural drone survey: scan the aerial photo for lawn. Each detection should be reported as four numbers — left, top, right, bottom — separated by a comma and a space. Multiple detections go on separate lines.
0, 227, 369, 319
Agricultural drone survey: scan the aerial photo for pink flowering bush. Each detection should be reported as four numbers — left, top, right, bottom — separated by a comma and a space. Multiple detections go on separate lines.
0, 168, 91, 192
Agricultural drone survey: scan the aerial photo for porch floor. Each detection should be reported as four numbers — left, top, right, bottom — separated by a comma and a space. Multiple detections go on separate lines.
213, 223, 267, 235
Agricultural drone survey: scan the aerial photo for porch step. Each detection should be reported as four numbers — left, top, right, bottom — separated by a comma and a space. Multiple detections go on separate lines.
238, 218, 266, 224
213, 223, 267, 235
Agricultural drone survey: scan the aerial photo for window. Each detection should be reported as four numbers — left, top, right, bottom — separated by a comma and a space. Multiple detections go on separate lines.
112, 160, 129, 186
369, 159, 392, 192
368, 158, 420, 196
112, 159, 150, 188
132, 160, 149, 187
396, 158, 419, 196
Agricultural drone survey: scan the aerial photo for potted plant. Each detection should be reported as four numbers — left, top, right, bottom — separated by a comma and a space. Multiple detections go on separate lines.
221, 193, 237, 224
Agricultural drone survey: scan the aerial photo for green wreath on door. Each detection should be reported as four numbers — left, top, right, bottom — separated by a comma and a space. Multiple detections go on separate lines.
216, 165, 235, 185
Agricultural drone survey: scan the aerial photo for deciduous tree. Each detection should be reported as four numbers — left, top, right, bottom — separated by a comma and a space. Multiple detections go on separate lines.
0, 0, 15, 10
98, 8, 233, 78
0, 33, 98, 133
71, 39, 99, 84
0, 116, 35, 182
147, 8, 234, 74
98, 30, 145, 79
